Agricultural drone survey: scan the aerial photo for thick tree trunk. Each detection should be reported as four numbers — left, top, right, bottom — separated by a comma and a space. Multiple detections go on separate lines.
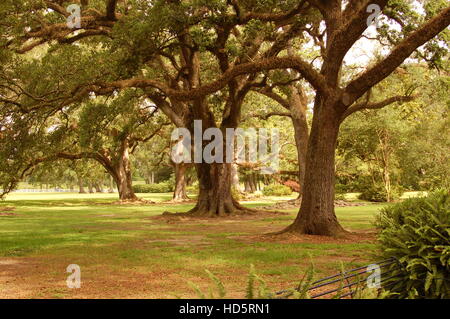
284, 105, 346, 236
173, 163, 189, 201
188, 162, 250, 216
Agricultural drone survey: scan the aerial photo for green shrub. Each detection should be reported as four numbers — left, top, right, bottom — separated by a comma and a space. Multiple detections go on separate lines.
358, 184, 403, 202
231, 187, 244, 200
375, 190, 450, 299
132, 182, 174, 193
186, 183, 199, 194
335, 193, 346, 201
262, 184, 292, 196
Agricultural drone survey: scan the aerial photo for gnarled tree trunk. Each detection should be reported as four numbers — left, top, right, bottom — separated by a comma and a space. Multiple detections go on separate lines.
108, 139, 138, 201
188, 162, 250, 216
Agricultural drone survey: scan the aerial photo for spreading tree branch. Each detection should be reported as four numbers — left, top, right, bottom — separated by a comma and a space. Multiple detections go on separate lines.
344, 6, 450, 105
341, 94, 416, 120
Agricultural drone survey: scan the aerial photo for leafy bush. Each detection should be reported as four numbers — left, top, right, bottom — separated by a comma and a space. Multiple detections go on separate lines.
375, 190, 450, 299
186, 183, 199, 194
132, 182, 173, 193
335, 183, 347, 194
335, 193, 346, 201
231, 187, 244, 200
336, 175, 372, 193
262, 184, 292, 196
358, 184, 403, 202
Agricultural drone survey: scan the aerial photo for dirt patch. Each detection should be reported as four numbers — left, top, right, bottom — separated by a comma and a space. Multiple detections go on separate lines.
232, 230, 377, 245
155, 210, 289, 222
147, 235, 212, 247
0, 207, 16, 216
163, 199, 197, 204
259, 199, 367, 210
0, 212, 16, 216
106, 199, 155, 205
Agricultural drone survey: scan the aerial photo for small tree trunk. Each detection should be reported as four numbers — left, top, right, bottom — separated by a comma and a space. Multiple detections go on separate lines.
95, 183, 103, 193
250, 174, 257, 193
173, 163, 189, 201
284, 105, 346, 236
88, 183, 94, 193
244, 178, 252, 193
231, 163, 242, 192
108, 176, 114, 193
289, 86, 309, 198
78, 178, 86, 194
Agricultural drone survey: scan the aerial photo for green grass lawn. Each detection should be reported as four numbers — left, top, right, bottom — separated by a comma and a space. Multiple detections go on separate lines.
0, 192, 387, 299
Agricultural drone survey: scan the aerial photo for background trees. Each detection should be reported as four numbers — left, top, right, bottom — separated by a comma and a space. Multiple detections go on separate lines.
0, 0, 448, 236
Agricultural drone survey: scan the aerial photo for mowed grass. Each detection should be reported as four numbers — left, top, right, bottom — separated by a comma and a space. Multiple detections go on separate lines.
0, 192, 387, 299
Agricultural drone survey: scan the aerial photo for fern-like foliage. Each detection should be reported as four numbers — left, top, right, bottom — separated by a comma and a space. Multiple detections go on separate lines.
375, 190, 450, 299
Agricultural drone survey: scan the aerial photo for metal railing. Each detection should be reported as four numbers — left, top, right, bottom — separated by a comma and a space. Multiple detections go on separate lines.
276, 257, 402, 299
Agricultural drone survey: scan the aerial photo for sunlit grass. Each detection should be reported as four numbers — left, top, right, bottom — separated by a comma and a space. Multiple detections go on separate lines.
0, 192, 395, 298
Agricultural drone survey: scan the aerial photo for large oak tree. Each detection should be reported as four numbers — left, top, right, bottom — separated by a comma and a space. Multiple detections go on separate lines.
1, 0, 449, 233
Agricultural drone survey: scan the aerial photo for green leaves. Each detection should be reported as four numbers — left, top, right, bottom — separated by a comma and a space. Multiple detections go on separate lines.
375, 190, 450, 298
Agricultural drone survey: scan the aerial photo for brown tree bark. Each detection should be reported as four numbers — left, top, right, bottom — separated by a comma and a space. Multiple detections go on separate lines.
188, 162, 250, 216
244, 174, 256, 193
256, 81, 309, 198
284, 100, 346, 236
289, 86, 309, 197
95, 183, 103, 193
172, 163, 189, 201
106, 139, 138, 201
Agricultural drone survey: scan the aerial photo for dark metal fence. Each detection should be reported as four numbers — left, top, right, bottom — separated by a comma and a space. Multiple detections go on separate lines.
276, 257, 402, 299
